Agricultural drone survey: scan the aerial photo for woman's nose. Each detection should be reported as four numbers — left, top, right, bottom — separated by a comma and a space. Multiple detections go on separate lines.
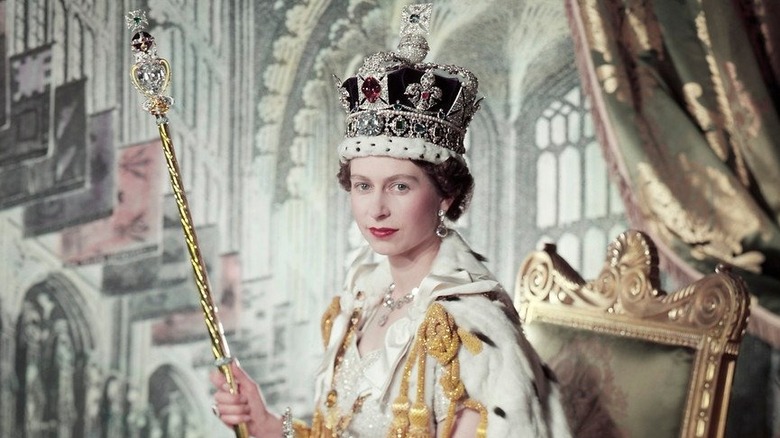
370, 194, 390, 220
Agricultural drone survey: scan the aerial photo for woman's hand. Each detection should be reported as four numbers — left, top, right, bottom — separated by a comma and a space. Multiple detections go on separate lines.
209, 361, 283, 437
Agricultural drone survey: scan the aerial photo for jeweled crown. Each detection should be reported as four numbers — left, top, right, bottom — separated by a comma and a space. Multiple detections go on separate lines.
336, 4, 481, 164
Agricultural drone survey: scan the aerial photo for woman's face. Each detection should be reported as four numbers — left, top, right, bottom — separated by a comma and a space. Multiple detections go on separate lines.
349, 156, 450, 261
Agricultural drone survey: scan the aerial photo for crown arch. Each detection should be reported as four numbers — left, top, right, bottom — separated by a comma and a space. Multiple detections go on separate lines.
13, 273, 94, 438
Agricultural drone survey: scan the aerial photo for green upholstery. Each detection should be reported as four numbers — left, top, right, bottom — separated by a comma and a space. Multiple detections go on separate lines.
527, 322, 694, 438
516, 231, 750, 437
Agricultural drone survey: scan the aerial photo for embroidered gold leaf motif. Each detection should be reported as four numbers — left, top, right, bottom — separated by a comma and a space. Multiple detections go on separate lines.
636, 158, 765, 272
582, 0, 613, 63
693, 11, 756, 187
597, 65, 620, 95
683, 82, 729, 161
581, 0, 629, 102
624, 0, 663, 55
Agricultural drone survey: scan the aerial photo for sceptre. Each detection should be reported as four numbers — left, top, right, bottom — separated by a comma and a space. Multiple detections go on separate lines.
125, 10, 249, 438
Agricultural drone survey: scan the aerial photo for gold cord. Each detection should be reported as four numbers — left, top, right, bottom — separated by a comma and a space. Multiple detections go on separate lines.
388, 302, 486, 438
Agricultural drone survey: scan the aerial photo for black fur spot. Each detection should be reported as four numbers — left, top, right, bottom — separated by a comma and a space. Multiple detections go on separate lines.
441, 296, 461, 301
493, 407, 506, 418
469, 250, 488, 262
542, 364, 558, 383
473, 331, 496, 347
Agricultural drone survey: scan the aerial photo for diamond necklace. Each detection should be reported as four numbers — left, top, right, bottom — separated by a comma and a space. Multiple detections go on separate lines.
377, 283, 417, 326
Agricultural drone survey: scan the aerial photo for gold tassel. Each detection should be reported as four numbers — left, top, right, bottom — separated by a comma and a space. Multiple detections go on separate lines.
388, 394, 411, 438
390, 303, 493, 438
408, 401, 432, 438
462, 399, 488, 438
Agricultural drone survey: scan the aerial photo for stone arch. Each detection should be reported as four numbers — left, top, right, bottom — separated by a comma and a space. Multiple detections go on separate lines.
145, 364, 205, 438
13, 273, 94, 438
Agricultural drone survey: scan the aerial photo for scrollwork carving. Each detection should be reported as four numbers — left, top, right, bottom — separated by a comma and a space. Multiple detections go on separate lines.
515, 229, 750, 438
517, 230, 748, 338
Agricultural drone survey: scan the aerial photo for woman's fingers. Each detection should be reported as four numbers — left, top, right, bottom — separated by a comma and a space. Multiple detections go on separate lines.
213, 402, 252, 425
209, 368, 227, 387
212, 384, 252, 426
210, 359, 280, 436
210, 361, 256, 428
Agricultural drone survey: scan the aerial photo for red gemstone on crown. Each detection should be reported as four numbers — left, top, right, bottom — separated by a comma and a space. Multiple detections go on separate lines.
421, 91, 431, 100
361, 77, 382, 103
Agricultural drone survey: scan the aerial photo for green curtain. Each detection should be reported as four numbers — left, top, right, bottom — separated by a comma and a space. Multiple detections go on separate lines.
566, 0, 780, 435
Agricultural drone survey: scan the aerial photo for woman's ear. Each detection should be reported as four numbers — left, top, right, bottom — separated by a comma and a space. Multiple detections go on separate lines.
439, 198, 453, 214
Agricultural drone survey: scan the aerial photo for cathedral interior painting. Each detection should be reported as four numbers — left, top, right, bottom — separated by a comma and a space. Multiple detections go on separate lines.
0, 0, 778, 436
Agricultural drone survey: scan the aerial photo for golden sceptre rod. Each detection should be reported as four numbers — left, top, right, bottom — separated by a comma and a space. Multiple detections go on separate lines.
125, 11, 249, 438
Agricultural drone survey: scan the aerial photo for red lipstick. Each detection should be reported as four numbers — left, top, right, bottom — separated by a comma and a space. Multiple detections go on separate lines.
369, 227, 398, 238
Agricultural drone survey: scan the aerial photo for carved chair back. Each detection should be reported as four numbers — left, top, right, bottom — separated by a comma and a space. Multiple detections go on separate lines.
515, 230, 749, 438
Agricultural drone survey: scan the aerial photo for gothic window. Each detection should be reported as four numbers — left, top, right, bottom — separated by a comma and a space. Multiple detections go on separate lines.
557, 232, 581, 269
532, 84, 626, 277
583, 227, 607, 276
12, 1, 25, 53
558, 147, 581, 224
29, 0, 47, 47
67, 16, 83, 81
147, 366, 204, 438
536, 152, 556, 228
585, 141, 608, 218
13, 0, 49, 53
14, 280, 86, 438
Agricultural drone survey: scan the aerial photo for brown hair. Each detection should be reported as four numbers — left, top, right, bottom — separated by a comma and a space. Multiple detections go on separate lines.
336, 158, 474, 221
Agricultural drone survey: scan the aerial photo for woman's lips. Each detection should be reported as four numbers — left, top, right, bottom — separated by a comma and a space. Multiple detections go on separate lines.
369, 227, 398, 238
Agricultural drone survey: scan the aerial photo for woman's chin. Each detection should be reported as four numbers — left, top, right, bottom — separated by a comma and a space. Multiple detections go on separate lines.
365, 241, 394, 255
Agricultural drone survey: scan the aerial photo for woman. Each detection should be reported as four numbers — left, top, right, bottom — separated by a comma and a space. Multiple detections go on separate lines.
211, 4, 569, 437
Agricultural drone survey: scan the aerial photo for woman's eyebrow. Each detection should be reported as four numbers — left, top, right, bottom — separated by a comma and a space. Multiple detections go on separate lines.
350, 173, 420, 182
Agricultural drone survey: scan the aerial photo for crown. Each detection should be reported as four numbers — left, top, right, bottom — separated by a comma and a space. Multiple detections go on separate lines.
336, 4, 481, 164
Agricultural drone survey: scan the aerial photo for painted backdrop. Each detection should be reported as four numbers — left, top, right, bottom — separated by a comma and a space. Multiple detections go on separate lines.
0, 0, 626, 436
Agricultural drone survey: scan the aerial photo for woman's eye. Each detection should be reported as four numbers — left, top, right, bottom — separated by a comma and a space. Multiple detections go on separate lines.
394, 183, 409, 192
353, 182, 370, 191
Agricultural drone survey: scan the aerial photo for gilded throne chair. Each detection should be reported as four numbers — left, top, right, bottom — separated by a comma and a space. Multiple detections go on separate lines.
515, 230, 750, 438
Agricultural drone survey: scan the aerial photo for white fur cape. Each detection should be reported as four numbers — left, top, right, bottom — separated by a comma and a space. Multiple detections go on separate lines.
315, 231, 571, 437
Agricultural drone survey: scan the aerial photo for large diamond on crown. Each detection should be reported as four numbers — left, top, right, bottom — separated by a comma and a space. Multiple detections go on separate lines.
356, 112, 384, 136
